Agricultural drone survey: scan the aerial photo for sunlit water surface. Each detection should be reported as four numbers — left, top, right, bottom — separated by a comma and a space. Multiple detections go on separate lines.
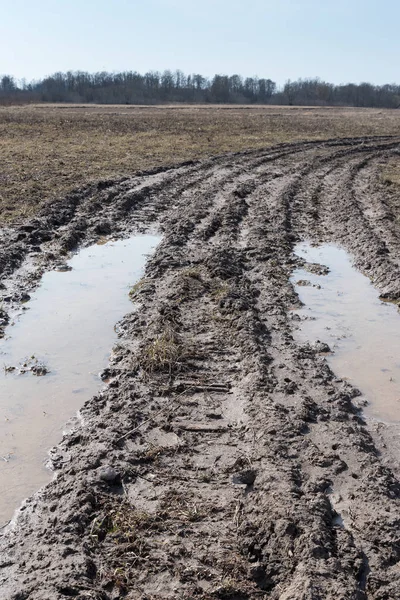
0, 235, 160, 525
292, 242, 400, 424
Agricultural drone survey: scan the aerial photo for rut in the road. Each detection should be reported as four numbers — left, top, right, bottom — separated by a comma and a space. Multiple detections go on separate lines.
1, 137, 400, 600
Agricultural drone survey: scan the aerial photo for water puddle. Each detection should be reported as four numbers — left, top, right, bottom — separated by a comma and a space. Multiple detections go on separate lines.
0, 235, 160, 526
291, 242, 400, 424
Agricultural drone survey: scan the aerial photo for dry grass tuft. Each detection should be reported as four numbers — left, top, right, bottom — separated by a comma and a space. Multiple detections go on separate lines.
381, 156, 400, 187
128, 277, 151, 300
107, 506, 155, 540
138, 324, 187, 375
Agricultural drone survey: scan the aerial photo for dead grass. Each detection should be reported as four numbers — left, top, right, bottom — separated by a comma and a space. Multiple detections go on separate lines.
381, 156, 400, 187
380, 155, 400, 230
92, 491, 212, 593
138, 324, 186, 375
1, 103, 400, 223
129, 277, 151, 300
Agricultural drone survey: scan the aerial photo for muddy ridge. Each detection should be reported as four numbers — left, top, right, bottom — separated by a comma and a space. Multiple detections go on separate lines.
1, 137, 400, 599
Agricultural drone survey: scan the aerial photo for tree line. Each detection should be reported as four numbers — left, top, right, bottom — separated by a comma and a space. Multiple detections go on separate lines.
1, 71, 400, 108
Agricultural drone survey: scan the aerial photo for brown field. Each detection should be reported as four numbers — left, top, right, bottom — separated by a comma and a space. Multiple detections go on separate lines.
1, 103, 400, 223
3, 110, 400, 598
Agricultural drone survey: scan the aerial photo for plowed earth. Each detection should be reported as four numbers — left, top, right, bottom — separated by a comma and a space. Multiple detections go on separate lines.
1, 137, 400, 599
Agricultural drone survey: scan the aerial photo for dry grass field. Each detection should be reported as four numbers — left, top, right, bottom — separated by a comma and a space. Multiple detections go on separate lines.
1, 103, 400, 222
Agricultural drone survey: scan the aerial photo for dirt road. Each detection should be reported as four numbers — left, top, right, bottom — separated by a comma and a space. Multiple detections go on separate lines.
1, 137, 400, 599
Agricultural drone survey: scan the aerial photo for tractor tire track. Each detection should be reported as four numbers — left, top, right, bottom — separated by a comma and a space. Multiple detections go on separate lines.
1, 137, 400, 599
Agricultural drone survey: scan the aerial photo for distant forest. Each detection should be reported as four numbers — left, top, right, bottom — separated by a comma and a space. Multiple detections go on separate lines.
1, 71, 400, 107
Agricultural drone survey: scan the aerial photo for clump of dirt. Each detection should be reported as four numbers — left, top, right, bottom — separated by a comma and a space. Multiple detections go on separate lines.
1, 137, 400, 599
3, 356, 49, 376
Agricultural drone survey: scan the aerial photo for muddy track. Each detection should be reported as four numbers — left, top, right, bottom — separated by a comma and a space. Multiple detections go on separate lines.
1, 137, 400, 599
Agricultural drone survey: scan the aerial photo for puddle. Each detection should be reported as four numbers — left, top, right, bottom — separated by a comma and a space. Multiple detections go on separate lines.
291, 242, 400, 424
0, 235, 160, 526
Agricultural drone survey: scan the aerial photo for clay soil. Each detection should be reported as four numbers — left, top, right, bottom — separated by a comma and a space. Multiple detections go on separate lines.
1, 133, 400, 599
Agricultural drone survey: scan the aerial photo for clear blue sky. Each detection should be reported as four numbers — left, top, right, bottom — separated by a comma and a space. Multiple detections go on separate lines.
1, 0, 399, 86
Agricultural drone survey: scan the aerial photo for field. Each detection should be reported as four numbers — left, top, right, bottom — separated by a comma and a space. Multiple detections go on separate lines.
1, 106, 400, 599
2, 104, 400, 222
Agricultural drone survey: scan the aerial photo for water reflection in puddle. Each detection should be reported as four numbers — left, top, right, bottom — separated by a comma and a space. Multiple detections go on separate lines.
0, 235, 160, 525
291, 242, 400, 424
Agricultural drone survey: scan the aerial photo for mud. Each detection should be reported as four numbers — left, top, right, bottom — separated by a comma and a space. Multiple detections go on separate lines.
1, 137, 400, 599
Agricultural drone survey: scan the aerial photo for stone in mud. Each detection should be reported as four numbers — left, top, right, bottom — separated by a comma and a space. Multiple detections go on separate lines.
313, 340, 331, 353
60, 231, 85, 251
97, 465, 120, 484
19, 225, 36, 233
31, 364, 49, 376
206, 410, 223, 420
94, 221, 112, 235
100, 367, 116, 382
306, 262, 330, 276
232, 469, 257, 486
0, 309, 9, 327
55, 263, 72, 272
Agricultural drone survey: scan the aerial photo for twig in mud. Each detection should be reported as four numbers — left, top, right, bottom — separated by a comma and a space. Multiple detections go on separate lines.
136, 473, 156, 483
233, 503, 242, 529
117, 407, 168, 443
176, 380, 230, 393
117, 387, 192, 442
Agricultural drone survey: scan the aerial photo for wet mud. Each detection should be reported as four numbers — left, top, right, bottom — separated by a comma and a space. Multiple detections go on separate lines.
1, 137, 400, 598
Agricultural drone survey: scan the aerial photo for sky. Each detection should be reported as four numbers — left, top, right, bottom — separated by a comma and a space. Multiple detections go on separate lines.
1, 0, 399, 86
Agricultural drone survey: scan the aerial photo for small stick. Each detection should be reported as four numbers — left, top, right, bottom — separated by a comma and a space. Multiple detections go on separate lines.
117, 387, 192, 442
